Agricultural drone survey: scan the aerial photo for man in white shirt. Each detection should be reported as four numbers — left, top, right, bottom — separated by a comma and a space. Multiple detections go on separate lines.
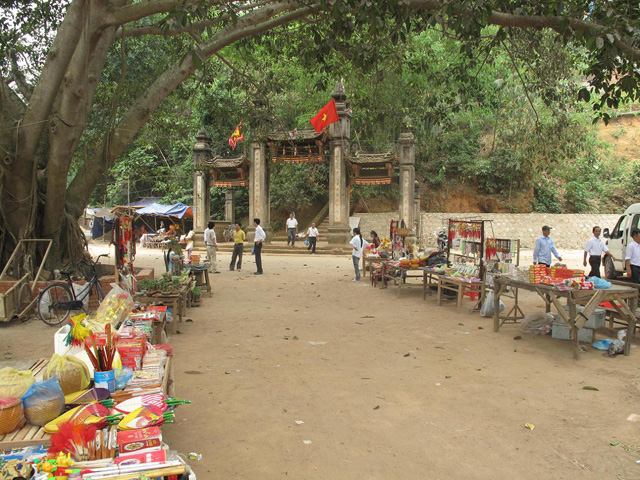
286, 213, 298, 247
204, 221, 219, 273
253, 218, 265, 275
306, 222, 319, 254
583, 226, 614, 278
625, 229, 640, 283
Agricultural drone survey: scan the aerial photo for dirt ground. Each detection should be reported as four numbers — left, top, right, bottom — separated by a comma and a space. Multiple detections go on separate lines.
2, 245, 640, 479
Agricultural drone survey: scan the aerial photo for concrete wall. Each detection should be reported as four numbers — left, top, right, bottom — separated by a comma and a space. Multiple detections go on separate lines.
356, 212, 621, 249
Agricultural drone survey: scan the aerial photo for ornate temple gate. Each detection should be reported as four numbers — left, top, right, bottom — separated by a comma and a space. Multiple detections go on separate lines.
192, 81, 418, 246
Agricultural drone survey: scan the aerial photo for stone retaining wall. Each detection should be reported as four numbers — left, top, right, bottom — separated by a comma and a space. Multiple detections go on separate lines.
356, 212, 621, 249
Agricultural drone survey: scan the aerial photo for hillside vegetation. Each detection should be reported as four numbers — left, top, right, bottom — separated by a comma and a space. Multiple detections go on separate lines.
95, 28, 638, 220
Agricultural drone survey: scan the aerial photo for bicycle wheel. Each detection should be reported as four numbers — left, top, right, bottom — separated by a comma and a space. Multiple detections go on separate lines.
38, 283, 73, 326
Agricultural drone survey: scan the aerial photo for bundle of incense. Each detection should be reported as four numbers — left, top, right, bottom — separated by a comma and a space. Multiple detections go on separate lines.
85, 328, 117, 372
88, 426, 117, 460
87, 465, 186, 480
77, 460, 183, 479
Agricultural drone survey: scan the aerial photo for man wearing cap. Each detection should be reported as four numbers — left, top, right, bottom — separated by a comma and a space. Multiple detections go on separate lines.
533, 225, 562, 267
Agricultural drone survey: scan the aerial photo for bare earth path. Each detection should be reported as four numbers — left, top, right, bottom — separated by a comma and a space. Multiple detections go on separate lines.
2, 247, 640, 479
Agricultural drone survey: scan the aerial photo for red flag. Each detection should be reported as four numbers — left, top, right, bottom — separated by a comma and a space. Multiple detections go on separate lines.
229, 122, 244, 150
309, 99, 339, 134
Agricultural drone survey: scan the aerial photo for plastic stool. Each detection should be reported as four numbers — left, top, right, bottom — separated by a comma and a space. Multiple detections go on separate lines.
462, 288, 480, 301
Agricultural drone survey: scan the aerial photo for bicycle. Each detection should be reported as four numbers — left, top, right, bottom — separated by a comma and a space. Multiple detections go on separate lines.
37, 254, 109, 326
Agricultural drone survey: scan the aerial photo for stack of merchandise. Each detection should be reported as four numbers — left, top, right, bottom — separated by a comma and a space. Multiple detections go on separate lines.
128, 349, 167, 390
529, 265, 548, 284
550, 266, 585, 278
115, 334, 146, 372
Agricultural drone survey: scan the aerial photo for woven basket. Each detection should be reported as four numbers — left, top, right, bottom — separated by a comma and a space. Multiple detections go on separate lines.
396, 228, 410, 237
0, 397, 25, 435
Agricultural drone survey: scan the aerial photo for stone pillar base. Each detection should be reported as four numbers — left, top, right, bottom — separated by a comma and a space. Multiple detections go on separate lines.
246, 227, 256, 243
327, 225, 351, 247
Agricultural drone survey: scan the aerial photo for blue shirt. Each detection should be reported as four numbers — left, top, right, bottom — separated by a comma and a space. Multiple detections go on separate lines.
533, 235, 560, 265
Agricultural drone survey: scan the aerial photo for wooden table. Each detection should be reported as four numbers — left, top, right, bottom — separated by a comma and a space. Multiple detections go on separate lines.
421, 268, 444, 300
134, 285, 189, 334
493, 276, 639, 358
385, 265, 425, 297
363, 256, 383, 278
436, 276, 485, 310
189, 264, 211, 296
0, 352, 176, 448
0, 359, 50, 448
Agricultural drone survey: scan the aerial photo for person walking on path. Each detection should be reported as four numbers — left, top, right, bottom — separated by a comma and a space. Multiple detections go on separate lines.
349, 227, 369, 282
229, 222, 246, 271
306, 222, 319, 254
286, 213, 298, 247
583, 226, 614, 278
204, 221, 220, 274
625, 229, 640, 283
253, 218, 265, 275
533, 225, 562, 267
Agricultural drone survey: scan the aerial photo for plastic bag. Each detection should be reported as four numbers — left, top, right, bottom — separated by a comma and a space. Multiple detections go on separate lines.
114, 367, 133, 391
21, 377, 65, 426
521, 313, 554, 335
0, 368, 35, 399
43, 354, 90, 395
85, 284, 134, 332
587, 276, 612, 289
592, 339, 613, 351
72, 282, 92, 311
480, 291, 505, 317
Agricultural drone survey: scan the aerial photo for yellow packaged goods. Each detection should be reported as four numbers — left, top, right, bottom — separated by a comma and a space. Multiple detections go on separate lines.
0, 367, 35, 399
43, 354, 90, 395
84, 285, 134, 333
21, 377, 65, 426
0, 397, 25, 435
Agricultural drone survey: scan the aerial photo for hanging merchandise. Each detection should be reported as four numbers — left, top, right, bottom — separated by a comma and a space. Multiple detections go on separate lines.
113, 215, 136, 270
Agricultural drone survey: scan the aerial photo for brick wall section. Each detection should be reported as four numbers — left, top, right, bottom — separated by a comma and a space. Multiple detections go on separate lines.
356, 213, 621, 249
0, 268, 154, 317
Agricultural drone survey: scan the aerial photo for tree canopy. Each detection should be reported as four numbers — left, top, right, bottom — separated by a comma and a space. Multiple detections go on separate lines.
1, 0, 638, 266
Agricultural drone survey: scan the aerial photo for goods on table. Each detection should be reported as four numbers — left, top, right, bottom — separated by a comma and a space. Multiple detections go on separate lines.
85, 285, 134, 333
43, 354, 90, 395
529, 265, 548, 284
117, 426, 162, 455
0, 367, 35, 399
116, 333, 146, 371
44, 403, 111, 434
22, 377, 65, 426
0, 397, 25, 435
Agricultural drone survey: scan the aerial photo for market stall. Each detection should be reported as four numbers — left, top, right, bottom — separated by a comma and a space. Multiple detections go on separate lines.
492, 271, 639, 359
0, 282, 195, 479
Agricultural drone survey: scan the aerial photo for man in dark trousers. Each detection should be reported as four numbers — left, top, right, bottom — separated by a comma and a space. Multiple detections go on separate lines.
253, 218, 265, 275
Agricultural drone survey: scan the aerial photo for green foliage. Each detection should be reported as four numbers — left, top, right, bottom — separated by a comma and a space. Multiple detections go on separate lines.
532, 181, 562, 214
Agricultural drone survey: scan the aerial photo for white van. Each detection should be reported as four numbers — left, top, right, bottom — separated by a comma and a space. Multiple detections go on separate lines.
603, 203, 640, 278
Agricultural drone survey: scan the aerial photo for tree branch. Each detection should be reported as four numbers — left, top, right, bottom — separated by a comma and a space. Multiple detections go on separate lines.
8, 51, 34, 101
406, 0, 640, 62
66, 1, 319, 216
16, 0, 87, 166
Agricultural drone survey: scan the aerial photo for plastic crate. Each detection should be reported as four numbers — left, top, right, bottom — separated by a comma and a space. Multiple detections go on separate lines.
561, 306, 606, 329
552, 320, 595, 342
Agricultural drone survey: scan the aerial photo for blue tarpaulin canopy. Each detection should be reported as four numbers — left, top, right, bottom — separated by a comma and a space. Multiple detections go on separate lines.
136, 202, 193, 219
